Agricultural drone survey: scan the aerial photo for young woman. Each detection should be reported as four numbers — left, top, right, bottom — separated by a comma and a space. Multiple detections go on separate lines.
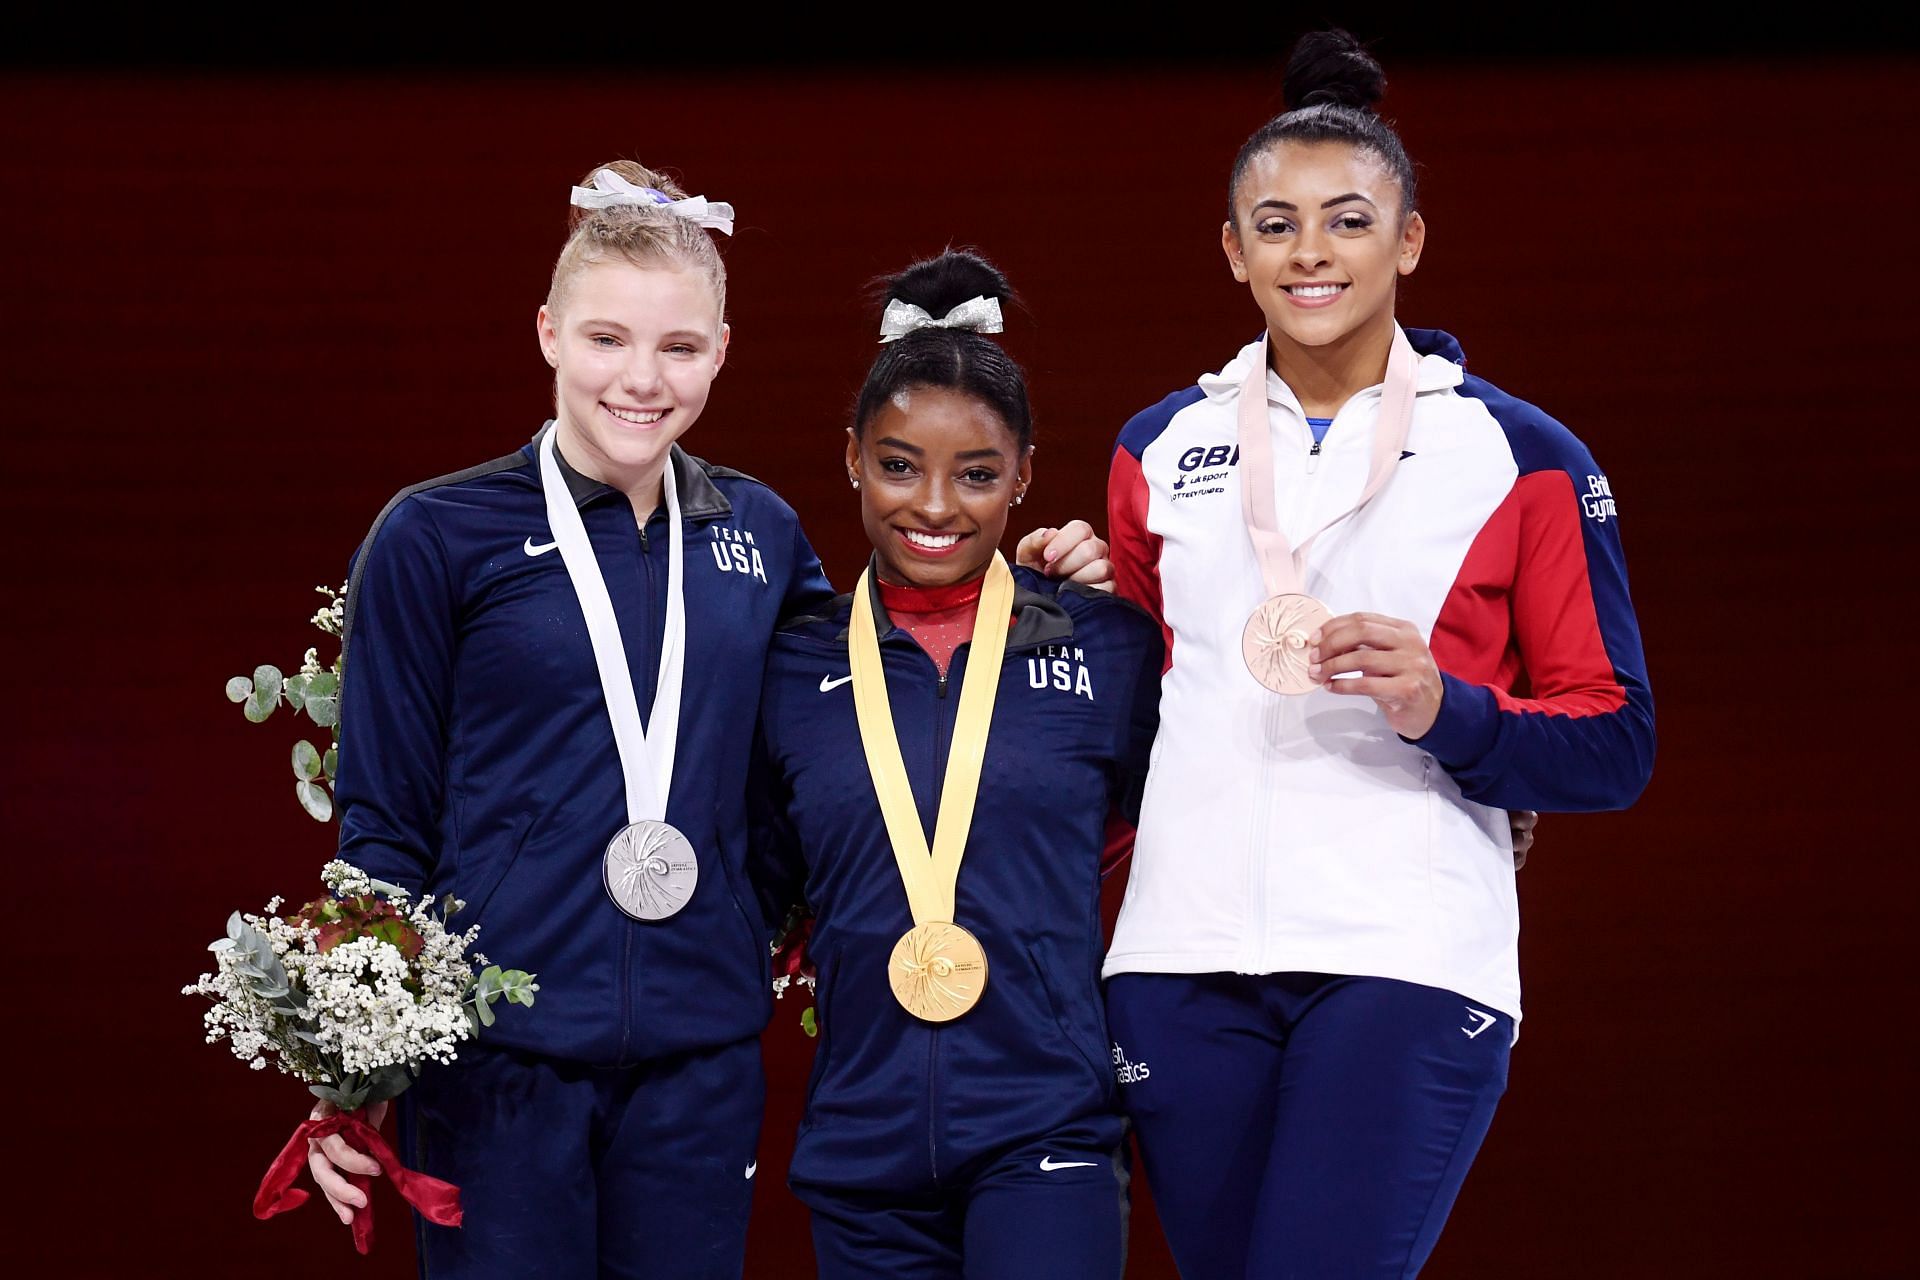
311, 165, 1109, 1277
751, 251, 1161, 1280
1101, 33, 1655, 1278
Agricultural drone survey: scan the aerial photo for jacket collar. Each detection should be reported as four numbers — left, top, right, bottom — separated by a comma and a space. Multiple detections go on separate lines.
824, 553, 1075, 650
535, 423, 733, 521
1197, 323, 1467, 407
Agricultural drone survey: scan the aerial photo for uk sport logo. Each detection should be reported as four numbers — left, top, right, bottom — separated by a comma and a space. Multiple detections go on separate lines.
1112, 1042, 1150, 1084
1171, 443, 1237, 502
1581, 474, 1618, 524
709, 526, 767, 583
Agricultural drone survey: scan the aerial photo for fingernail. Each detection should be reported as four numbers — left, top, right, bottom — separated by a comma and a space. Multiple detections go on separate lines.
1308, 662, 1321, 677
1308, 647, 1320, 663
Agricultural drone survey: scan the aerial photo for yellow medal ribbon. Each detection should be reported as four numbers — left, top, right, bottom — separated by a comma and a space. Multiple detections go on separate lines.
850, 552, 1015, 1021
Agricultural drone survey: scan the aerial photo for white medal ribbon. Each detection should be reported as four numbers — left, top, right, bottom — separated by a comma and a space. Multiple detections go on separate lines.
537, 425, 686, 824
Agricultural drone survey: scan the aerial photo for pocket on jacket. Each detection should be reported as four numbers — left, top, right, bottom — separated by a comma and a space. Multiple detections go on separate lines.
1025, 939, 1115, 1104
454, 808, 539, 929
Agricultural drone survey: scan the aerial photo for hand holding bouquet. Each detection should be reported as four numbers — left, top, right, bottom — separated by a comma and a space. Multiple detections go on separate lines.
183, 860, 536, 1253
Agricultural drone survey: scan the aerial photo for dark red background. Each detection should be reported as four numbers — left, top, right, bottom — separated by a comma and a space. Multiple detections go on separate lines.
8, 51, 1914, 1277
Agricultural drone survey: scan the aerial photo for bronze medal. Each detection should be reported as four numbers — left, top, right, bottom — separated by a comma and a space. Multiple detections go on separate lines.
1242, 593, 1333, 695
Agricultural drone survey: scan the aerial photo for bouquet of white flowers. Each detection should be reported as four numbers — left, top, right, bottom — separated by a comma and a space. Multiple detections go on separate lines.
184, 860, 536, 1253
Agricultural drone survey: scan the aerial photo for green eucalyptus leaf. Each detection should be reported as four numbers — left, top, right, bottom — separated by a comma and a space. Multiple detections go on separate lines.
306, 694, 339, 729
208, 938, 235, 953
308, 671, 340, 698
323, 747, 338, 780
296, 779, 334, 822
368, 876, 406, 899
475, 996, 495, 1028
363, 1064, 415, 1105
801, 1007, 818, 1038
252, 665, 283, 702
225, 676, 253, 703
292, 740, 322, 781
243, 693, 276, 724
282, 674, 309, 712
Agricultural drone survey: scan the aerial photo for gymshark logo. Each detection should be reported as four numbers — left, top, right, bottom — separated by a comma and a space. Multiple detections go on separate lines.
1461, 1007, 1496, 1039
1400, 450, 1417, 460
524, 537, 560, 557
819, 673, 854, 693
745, 1161, 756, 1179
1039, 1156, 1097, 1172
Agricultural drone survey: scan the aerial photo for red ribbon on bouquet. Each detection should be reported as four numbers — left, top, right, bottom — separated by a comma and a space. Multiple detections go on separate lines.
253, 1110, 462, 1255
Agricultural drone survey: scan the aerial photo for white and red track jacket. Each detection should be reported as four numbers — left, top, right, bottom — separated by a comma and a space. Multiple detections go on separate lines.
1102, 326, 1654, 1026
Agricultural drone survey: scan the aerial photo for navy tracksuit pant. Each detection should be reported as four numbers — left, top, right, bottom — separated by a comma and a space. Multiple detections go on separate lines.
797, 1123, 1129, 1280
1105, 972, 1510, 1279
396, 1036, 763, 1278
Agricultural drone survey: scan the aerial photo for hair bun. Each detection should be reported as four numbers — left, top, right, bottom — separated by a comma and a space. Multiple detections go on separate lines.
1283, 29, 1387, 114
881, 249, 1014, 330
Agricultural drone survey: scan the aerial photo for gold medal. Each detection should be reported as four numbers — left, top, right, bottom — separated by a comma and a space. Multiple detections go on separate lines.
850, 553, 1015, 1024
888, 921, 989, 1021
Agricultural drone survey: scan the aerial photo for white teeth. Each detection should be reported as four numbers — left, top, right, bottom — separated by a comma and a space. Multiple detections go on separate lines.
1290, 284, 1344, 298
606, 405, 666, 425
903, 530, 961, 549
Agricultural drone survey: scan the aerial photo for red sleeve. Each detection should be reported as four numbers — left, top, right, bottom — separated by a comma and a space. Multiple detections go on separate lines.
1107, 445, 1171, 672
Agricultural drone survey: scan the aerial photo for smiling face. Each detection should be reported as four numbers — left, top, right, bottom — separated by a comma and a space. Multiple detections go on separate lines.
536, 258, 728, 489
1223, 140, 1424, 358
847, 385, 1032, 589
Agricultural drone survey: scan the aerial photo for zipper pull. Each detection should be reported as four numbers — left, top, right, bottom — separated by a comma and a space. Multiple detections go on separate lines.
1306, 440, 1322, 475
937, 671, 949, 699
639, 525, 650, 551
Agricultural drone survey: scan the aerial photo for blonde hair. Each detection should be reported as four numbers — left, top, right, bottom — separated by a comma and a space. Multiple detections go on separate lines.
545, 160, 728, 321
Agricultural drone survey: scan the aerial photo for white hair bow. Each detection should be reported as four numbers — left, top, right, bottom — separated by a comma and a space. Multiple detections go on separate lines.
568, 168, 736, 236
878, 296, 1005, 344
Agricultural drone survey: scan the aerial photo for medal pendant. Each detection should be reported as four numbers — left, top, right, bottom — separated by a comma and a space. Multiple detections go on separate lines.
889, 921, 988, 1022
602, 820, 698, 920
1242, 593, 1333, 695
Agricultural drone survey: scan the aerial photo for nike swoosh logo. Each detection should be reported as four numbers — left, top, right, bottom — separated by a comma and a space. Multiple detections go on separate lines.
819, 674, 854, 693
1039, 1157, 1098, 1172
524, 537, 560, 557
745, 1161, 757, 1179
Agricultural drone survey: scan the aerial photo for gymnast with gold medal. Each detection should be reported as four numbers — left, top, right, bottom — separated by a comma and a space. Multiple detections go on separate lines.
751, 251, 1162, 1279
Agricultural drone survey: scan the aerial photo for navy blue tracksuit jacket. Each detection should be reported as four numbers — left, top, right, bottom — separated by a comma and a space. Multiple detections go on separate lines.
752, 565, 1163, 1193
335, 433, 832, 1068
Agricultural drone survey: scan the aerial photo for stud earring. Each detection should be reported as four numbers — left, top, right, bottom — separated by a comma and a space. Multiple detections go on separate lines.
849, 475, 860, 489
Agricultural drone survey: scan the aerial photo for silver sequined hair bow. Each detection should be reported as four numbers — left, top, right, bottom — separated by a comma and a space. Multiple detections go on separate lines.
568, 168, 736, 236
877, 296, 1005, 344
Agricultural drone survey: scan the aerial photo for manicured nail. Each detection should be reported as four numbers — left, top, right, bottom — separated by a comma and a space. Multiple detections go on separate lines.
1308, 663, 1322, 678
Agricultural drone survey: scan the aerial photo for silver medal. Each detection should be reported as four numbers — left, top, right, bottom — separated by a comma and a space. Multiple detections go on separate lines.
603, 819, 699, 920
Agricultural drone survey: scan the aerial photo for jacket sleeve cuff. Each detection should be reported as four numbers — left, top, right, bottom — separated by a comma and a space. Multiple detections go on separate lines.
1405, 672, 1500, 772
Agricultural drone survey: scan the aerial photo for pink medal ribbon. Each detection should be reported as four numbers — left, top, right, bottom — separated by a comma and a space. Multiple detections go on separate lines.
1238, 327, 1420, 694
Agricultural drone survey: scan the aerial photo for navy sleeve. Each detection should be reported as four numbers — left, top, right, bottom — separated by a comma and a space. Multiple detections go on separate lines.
745, 712, 807, 934
1113, 611, 1164, 826
333, 498, 456, 894
783, 517, 835, 618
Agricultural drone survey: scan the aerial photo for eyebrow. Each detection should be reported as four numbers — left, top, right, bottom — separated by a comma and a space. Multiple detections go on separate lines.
874, 436, 1006, 461
1251, 193, 1379, 214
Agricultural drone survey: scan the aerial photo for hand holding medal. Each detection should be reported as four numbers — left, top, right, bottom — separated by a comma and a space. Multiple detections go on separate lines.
1305, 611, 1445, 738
